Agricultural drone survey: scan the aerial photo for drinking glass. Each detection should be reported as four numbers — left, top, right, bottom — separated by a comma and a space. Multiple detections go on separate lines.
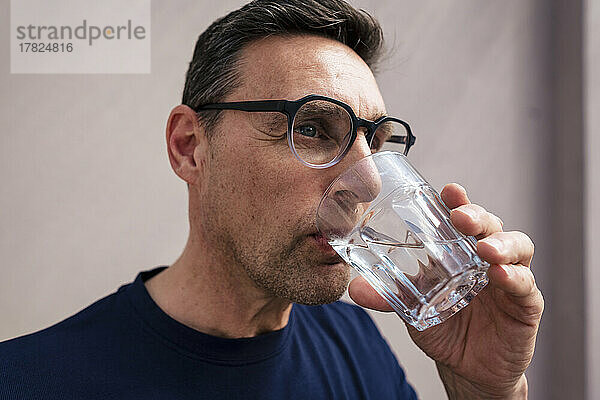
316, 151, 489, 330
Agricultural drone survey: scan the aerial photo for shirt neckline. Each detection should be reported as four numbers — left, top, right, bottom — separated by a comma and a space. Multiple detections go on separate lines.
123, 266, 296, 365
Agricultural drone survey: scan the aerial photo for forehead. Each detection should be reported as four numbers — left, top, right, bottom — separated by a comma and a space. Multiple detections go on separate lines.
232, 34, 386, 119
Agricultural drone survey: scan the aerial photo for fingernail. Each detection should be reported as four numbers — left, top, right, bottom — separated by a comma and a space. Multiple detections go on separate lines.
483, 238, 503, 251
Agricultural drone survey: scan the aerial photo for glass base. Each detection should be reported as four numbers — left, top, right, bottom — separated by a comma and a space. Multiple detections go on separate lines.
396, 265, 489, 331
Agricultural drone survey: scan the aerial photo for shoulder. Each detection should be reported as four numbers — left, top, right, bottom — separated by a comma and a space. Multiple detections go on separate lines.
2, 285, 125, 346
0, 284, 129, 369
0, 284, 134, 397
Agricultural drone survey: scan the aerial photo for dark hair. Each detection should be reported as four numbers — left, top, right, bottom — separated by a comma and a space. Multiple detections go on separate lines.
181, 0, 385, 136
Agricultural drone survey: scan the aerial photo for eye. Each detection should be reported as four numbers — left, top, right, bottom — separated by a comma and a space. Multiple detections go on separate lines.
298, 124, 318, 138
296, 123, 332, 140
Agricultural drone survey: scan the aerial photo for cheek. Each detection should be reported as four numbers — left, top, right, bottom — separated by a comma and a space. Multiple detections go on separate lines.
207, 121, 333, 237
224, 155, 325, 232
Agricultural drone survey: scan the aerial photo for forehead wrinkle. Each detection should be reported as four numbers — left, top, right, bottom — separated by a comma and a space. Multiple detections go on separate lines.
350, 91, 386, 123
230, 35, 386, 114
260, 60, 357, 101
232, 37, 336, 100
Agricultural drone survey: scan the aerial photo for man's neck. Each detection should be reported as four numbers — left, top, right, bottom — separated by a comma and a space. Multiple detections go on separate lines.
144, 237, 293, 339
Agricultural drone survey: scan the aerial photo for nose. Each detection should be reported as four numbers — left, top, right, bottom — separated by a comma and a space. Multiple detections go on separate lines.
339, 127, 372, 167
332, 129, 382, 203
316, 132, 383, 239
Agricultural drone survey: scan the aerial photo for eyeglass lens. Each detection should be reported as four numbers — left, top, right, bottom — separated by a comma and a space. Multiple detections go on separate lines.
242, 99, 409, 166
291, 100, 408, 166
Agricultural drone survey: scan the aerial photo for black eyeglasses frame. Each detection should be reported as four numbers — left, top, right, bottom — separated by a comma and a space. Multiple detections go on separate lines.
195, 94, 416, 169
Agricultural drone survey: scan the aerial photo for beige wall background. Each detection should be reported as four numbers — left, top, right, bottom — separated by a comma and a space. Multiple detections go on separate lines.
1, 1, 596, 399
585, 0, 599, 398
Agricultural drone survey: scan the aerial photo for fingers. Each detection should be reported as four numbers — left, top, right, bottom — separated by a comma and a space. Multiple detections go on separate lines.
478, 231, 535, 267
487, 264, 539, 299
442, 183, 503, 239
350, 183, 539, 320
487, 263, 544, 328
441, 183, 470, 209
451, 204, 504, 239
487, 265, 545, 329
479, 232, 540, 319
348, 276, 394, 312
440, 184, 540, 312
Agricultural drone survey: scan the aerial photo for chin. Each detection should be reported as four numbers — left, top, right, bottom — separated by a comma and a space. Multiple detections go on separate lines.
289, 264, 351, 305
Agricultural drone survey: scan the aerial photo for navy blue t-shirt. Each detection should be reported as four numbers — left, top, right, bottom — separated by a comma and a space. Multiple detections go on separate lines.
0, 266, 417, 399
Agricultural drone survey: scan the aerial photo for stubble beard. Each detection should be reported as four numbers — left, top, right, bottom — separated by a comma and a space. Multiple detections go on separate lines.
198, 154, 350, 305
229, 232, 351, 305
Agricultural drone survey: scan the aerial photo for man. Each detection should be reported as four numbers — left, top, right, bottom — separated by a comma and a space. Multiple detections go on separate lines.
0, 0, 543, 399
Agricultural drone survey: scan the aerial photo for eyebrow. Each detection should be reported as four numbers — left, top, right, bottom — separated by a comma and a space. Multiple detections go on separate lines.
375, 120, 394, 140
296, 101, 349, 118
371, 112, 388, 121
259, 112, 287, 125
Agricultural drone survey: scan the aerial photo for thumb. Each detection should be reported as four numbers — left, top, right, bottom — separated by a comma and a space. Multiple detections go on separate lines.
348, 276, 394, 312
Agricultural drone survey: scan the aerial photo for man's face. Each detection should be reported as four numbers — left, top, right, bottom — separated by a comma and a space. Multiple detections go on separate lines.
195, 35, 387, 305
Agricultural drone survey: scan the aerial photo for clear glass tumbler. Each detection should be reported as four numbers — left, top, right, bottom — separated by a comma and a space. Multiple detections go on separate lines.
316, 151, 489, 330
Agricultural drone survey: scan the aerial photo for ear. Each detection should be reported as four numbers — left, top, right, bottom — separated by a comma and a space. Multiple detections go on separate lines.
165, 105, 209, 186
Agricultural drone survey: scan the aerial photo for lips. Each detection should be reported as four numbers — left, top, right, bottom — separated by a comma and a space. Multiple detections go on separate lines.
313, 233, 332, 248
311, 233, 343, 262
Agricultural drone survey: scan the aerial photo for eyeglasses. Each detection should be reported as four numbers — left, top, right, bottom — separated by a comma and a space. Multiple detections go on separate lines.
195, 94, 416, 169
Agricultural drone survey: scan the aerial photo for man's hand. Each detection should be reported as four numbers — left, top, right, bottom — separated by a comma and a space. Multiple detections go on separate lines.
348, 183, 544, 399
